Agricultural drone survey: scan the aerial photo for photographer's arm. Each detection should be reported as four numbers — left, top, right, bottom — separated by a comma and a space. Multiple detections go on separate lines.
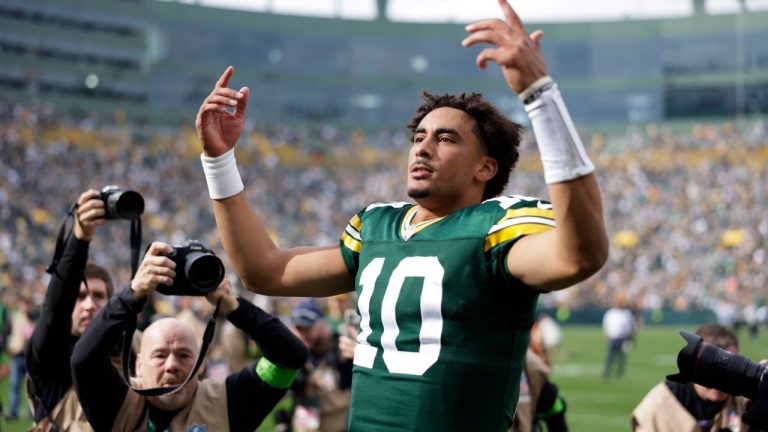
196, 67, 353, 298
26, 190, 104, 411
71, 286, 141, 432
208, 282, 308, 431
72, 243, 175, 432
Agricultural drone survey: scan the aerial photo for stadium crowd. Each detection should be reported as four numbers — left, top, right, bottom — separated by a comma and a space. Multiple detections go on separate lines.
1, 100, 767, 322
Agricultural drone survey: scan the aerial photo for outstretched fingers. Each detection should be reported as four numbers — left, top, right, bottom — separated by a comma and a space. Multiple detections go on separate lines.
497, 0, 525, 31
462, 27, 509, 49
216, 66, 234, 89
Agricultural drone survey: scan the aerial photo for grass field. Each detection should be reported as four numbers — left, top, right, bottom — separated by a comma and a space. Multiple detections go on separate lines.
2, 325, 766, 431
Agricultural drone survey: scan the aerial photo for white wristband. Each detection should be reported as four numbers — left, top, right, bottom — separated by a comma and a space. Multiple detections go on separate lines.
518, 75, 554, 104
200, 149, 244, 199
525, 82, 595, 184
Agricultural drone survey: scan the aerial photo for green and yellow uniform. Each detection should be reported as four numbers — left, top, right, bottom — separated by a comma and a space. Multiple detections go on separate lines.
340, 195, 555, 431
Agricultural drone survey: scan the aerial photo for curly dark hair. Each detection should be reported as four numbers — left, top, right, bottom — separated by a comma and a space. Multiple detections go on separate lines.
406, 91, 522, 200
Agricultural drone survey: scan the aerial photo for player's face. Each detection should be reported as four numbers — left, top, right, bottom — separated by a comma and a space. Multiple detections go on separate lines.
71, 278, 109, 337
408, 107, 488, 207
137, 320, 200, 411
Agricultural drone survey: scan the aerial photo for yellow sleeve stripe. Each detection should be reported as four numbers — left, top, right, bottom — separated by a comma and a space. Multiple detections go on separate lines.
341, 232, 361, 253
349, 215, 362, 231
484, 222, 554, 252
496, 207, 554, 225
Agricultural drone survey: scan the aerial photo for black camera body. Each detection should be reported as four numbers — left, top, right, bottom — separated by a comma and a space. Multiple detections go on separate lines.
100, 185, 144, 220
668, 330, 768, 428
156, 240, 224, 296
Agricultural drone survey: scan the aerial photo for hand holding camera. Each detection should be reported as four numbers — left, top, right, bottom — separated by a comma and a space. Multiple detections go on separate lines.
73, 189, 107, 242
131, 242, 177, 300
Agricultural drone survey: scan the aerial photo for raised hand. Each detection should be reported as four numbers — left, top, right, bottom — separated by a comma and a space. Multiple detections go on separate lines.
131, 242, 176, 300
73, 189, 106, 242
462, 0, 548, 94
195, 66, 249, 157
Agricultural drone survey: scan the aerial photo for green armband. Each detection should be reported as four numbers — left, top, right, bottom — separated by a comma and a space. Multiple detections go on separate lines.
255, 357, 300, 389
539, 396, 566, 419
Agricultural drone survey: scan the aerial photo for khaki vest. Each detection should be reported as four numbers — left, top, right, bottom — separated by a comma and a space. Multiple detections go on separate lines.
27, 384, 93, 432
112, 378, 229, 432
509, 349, 550, 432
632, 382, 747, 432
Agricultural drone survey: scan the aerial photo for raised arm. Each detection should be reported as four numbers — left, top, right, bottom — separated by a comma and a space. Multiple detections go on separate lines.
195, 67, 353, 297
463, 0, 608, 291
72, 241, 178, 431
26, 190, 106, 419
203, 277, 307, 430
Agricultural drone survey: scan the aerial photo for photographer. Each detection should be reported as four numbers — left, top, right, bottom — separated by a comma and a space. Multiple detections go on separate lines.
26, 189, 114, 431
632, 324, 753, 432
71, 242, 308, 431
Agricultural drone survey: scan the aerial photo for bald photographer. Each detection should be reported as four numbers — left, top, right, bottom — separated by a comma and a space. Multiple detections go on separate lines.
71, 241, 308, 431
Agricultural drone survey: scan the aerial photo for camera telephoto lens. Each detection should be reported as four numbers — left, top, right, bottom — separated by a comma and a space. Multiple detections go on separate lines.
185, 252, 225, 292
109, 190, 144, 219
100, 186, 144, 220
667, 330, 766, 400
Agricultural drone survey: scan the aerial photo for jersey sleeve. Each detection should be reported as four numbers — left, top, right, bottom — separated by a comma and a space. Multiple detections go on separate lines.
484, 196, 556, 284
339, 209, 364, 278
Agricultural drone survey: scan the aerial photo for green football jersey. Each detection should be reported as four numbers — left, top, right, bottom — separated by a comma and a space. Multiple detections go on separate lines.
339, 195, 556, 432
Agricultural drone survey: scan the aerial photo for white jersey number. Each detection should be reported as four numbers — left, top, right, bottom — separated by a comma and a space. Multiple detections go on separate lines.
353, 256, 444, 376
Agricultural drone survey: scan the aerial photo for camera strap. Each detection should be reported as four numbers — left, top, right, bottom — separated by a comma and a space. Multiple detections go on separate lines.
46, 202, 78, 277
119, 300, 221, 396
130, 218, 141, 279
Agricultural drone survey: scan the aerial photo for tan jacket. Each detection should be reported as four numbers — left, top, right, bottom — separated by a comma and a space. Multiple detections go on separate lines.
27, 384, 93, 432
112, 378, 230, 432
26, 352, 141, 432
633, 382, 747, 432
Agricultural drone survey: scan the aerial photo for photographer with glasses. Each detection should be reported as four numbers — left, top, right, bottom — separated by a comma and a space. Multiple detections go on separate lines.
71, 241, 308, 432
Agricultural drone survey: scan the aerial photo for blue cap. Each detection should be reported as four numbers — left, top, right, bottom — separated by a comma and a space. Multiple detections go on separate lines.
291, 300, 324, 327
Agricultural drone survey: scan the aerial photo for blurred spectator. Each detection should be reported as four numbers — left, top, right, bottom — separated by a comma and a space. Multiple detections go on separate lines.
0, 299, 11, 417
529, 312, 562, 367
288, 300, 352, 432
6, 295, 35, 421
510, 348, 568, 432
602, 295, 636, 379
